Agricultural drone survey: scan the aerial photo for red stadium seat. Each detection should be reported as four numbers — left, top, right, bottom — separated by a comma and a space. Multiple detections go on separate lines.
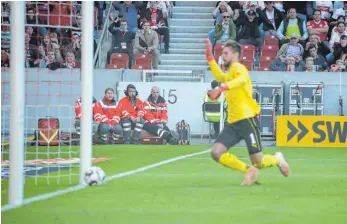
242, 61, 253, 71
214, 44, 224, 61
106, 61, 127, 69
135, 54, 153, 66
131, 63, 151, 70
110, 53, 129, 67
241, 44, 256, 58
240, 55, 253, 63
261, 45, 279, 58
259, 55, 274, 68
264, 35, 279, 46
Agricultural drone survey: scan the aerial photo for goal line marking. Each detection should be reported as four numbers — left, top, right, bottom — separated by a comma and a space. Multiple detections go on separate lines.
1, 149, 211, 212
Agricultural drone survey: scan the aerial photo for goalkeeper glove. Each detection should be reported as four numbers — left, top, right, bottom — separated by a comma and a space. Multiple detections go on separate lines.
205, 39, 214, 62
208, 83, 229, 100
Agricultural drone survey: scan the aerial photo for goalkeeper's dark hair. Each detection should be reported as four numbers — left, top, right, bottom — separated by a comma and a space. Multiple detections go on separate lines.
224, 40, 242, 57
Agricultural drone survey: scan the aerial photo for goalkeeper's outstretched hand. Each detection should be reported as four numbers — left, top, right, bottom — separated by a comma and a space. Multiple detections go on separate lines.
205, 39, 214, 62
208, 83, 229, 100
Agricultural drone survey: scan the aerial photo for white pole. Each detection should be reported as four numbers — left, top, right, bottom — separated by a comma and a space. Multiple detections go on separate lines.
79, 1, 94, 184
9, 1, 25, 206
219, 92, 225, 133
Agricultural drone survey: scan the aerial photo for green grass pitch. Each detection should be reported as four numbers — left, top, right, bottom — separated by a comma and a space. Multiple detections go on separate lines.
2, 145, 347, 224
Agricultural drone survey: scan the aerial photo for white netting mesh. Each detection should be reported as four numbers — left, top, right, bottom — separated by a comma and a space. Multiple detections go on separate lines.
0, 1, 98, 185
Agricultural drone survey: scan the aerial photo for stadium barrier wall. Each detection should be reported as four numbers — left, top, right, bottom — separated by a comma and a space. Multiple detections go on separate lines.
1, 68, 346, 135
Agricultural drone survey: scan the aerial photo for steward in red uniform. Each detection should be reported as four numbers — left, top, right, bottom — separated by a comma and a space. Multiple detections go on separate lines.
143, 86, 178, 145
74, 96, 101, 136
96, 88, 123, 144
118, 84, 145, 144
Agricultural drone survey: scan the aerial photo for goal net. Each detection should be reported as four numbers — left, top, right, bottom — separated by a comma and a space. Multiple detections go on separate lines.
1, 1, 94, 188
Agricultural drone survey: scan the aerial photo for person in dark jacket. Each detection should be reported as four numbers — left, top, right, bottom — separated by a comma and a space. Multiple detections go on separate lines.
258, 1, 285, 37
106, 19, 135, 67
235, 9, 268, 49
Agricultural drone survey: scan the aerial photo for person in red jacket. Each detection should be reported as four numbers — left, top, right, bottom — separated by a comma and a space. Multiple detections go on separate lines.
118, 84, 145, 144
74, 96, 101, 136
96, 88, 123, 144
143, 86, 178, 145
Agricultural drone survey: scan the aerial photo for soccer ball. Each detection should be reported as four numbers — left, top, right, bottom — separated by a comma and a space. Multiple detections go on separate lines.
84, 166, 106, 186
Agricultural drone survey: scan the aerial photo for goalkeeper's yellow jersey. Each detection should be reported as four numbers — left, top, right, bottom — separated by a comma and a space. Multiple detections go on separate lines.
208, 60, 260, 124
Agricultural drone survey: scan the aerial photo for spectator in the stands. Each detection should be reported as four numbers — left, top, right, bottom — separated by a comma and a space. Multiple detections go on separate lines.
112, 1, 143, 33
235, 9, 265, 49
305, 57, 315, 72
303, 34, 330, 58
134, 21, 160, 69
1, 20, 10, 51
327, 35, 347, 63
330, 15, 346, 30
333, 59, 347, 72
26, 26, 39, 46
240, 1, 265, 13
145, 1, 170, 18
107, 19, 135, 67
26, 7, 47, 42
270, 55, 305, 71
277, 34, 304, 60
140, 1, 170, 53
208, 1, 232, 45
273, 1, 285, 12
306, 10, 329, 47
35, 50, 65, 70
306, 45, 329, 71
282, 1, 308, 21
277, 8, 309, 46
63, 33, 81, 62
1, 50, 10, 67
25, 33, 39, 68
314, 1, 333, 20
329, 22, 347, 49
64, 52, 80, 69
258, 1, 284, 37
41, 33, 62, 61
214, 12, 236, 45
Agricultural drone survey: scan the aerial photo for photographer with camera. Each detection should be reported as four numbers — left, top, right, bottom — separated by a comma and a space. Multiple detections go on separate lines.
112, 1, 143, 33
106, 18, 135, 68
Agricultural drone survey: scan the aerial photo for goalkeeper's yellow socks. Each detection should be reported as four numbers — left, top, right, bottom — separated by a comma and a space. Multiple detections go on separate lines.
218, 152, 250, 173
253, 154, 280, 169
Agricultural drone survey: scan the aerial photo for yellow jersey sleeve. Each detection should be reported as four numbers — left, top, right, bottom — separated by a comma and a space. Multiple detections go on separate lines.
207, 59, 227, 83
225, 63, 248, 89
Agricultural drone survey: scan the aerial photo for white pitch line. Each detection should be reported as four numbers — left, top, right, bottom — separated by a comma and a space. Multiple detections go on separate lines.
188, 157, 347, 162
1, 149, 210, 212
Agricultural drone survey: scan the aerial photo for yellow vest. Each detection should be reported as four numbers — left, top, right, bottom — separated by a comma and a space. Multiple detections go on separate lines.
203, 93, 226, 123
286, 24, 301, 38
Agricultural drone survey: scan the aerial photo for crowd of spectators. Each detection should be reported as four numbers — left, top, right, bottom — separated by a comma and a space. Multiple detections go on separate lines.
209, 1, 347, 72
1, 1, 101, 69
106, 1, 172, 69
1, 1, 347, 72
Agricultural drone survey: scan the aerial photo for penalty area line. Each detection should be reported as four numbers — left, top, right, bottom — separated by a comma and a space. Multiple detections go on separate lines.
1, 149, 211, 212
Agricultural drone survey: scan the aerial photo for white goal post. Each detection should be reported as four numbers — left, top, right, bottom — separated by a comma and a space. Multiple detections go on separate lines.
7, 1, 94, 207
9, 1, 25, 207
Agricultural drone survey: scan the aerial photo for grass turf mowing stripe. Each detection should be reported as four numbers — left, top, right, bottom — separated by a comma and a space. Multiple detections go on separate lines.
1, 148, 211, 212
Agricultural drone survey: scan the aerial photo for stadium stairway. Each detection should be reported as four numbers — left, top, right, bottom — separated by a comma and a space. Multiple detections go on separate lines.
159, 1, 215, 71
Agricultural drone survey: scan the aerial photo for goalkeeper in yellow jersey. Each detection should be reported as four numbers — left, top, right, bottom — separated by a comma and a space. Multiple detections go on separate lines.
205, 39, 290, 186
